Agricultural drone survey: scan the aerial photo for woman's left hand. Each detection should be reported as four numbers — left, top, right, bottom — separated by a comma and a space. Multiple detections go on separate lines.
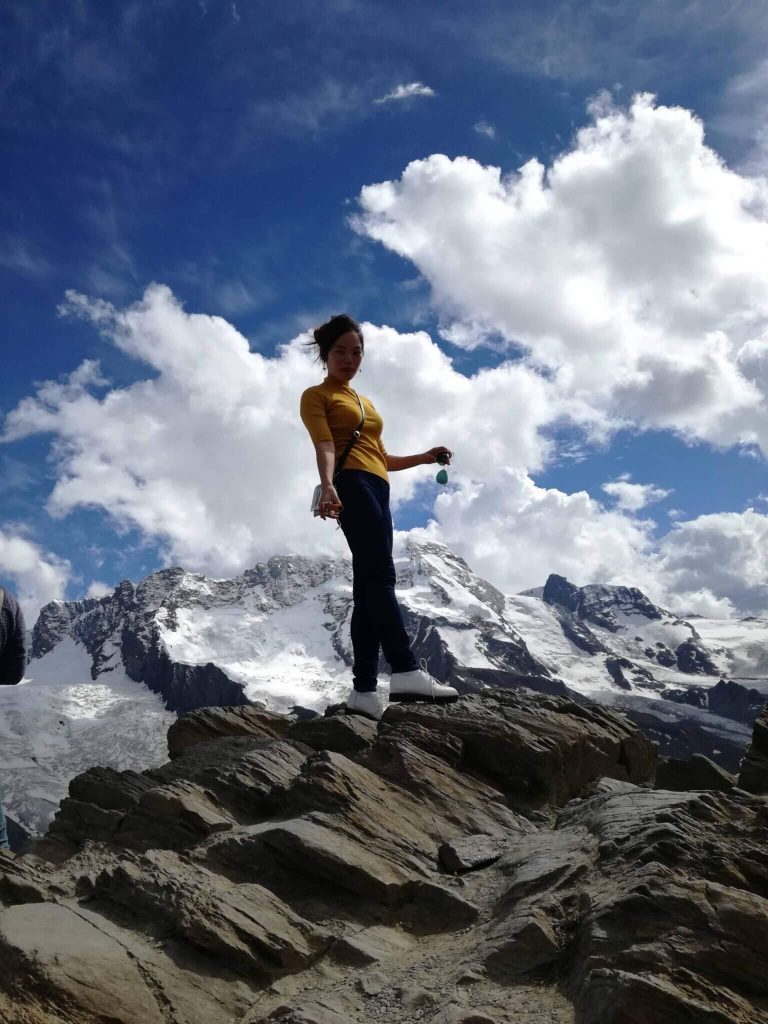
423, 446, 453, 465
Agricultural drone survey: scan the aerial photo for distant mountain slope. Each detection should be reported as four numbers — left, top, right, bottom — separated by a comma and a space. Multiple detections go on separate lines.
3, 541, 766, 835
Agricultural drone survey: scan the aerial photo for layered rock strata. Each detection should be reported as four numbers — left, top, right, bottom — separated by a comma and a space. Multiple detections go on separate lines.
1, 689, 767, 1024
739, 703, 768, 794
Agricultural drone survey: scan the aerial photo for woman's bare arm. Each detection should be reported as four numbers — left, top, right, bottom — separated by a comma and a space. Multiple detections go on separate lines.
315, 441, 342, 520
315, 440, 336, 486
385, 454, 428, 471
385, 447, 452, 472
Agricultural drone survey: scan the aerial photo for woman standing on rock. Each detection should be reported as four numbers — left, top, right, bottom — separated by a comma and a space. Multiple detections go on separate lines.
300, 314, 459, 721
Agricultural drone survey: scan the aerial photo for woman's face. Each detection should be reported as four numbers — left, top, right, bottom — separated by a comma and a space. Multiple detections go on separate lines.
326, 331, 363, 383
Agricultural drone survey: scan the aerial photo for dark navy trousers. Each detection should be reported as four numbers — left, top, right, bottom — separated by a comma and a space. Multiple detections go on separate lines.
336, 470, 418, 692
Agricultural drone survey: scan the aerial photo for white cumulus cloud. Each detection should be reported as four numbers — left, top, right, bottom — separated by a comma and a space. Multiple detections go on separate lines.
0, 285, 559, 580
352, 93, 768, 452
0, 529, 71, 623
414, 468, 658, 598
86, 580, 112, 599
2, 283, 766, 620
657, 510, 768, 617
602, 474, 671, 512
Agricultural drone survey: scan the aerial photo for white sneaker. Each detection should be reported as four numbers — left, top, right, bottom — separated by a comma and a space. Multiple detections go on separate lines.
345, 689, 383, 721
389, 661, 459, 704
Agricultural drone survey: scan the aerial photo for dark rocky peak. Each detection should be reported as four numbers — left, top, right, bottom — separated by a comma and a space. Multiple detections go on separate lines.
579, 582, 663, 628
544, 573, 663, 626
133, 565, 199, 609
31, 594, 109, 659
673, 637, 718, 675
738, 702, 768, 794
542, 573, 581, 613
544, 573, 665, 633
31, 578, 141, 667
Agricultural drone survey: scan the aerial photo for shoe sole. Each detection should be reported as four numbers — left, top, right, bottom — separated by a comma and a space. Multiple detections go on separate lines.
344, 707, 382, 722
388, 693, 459, 704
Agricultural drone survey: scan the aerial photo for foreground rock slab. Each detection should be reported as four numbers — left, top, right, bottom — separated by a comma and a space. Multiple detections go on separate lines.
655, 752, 736, 792
381, 689, 656, 806
739, 702, 768, 793
2, 687, 767, 1023
167, 705, 290, 758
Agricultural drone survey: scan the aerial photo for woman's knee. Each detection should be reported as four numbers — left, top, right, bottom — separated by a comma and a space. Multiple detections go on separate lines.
357, 558, 396, 589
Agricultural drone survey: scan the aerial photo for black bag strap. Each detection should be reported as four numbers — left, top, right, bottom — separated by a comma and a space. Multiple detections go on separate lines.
332, 392, 366, 481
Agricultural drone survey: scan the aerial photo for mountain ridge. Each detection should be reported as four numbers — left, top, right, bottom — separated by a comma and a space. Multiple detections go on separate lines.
3, 540, 766, 835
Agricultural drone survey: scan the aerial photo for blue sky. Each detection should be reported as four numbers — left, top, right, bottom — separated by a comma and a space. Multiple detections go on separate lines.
3, 0, 768, 620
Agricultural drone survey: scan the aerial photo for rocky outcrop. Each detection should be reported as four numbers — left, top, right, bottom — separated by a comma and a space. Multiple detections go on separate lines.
674, 637, 719, 675
558, 787, 768, 1022
2, 688, 768, 1023
166, 704, 290, 758
376, 690, 656, 807
550, 604, 610, 655
542, 574, 582, 613
653, 641, 678, 666
738, 703, 768, 794
613, 704, 749, 772
125, 645, 251, 713
709, 678, 766, 720
655, 753, 736, 792
543, 574, 662, 632
663, 678, 766, 725
606, 655, 646, 690
542, 574, 724, 682
4, 818, 28, 855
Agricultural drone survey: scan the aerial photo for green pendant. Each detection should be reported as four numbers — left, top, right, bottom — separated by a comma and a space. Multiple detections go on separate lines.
436, 468, 449, 485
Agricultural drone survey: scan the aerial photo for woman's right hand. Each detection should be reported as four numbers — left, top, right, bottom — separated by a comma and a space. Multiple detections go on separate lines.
319, 483, 343, 520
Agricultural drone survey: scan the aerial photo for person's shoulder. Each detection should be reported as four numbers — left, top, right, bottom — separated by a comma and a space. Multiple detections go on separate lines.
1, 588, 23, 623
300, 383, 327, 405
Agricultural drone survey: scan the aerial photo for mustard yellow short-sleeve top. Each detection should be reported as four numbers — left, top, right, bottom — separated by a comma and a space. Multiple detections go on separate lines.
300, 378, 389, 482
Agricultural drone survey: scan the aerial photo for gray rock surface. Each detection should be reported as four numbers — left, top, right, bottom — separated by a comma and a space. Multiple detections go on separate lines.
380, 689, 656, 806
655, 753, 736, 792
2, 688, 767, 1023
331, 925, 414, 967
542, 573, 722, 680
738, 702, 768, 793
167, 704, 290, 758
543, 574, 662, 629
662, 678, 766, 725
438, 835, 505, 874
288, 711, 377, 755
5, 816, 29, 854
674, 637, 719, 675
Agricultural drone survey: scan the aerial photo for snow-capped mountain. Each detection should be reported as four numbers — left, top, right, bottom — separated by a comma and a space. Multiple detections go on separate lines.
534, 573, 721, 684
29, 545, 548, 715
3, 539, 767, 834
